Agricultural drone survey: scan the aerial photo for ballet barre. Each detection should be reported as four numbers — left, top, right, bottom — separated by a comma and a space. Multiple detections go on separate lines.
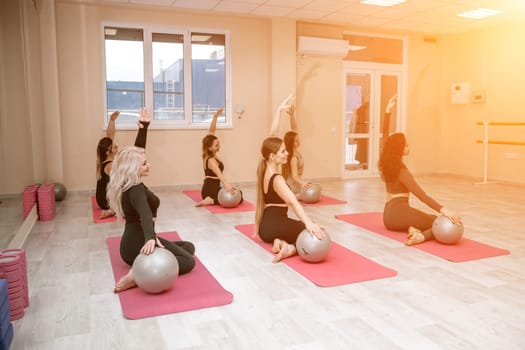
475, 121, 525, 184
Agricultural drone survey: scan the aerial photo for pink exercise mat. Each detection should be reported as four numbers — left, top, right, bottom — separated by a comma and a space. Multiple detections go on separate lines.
335, 212, 510, 262
91, 196, 117, 223
234, 224, 397, 287
301, 194, 347, 206
183, 189, 255, 213
107, 231, 233, 319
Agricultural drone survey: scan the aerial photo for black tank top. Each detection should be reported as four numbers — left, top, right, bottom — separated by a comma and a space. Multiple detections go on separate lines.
204, 157, 224, 177
263, 174, 285, 205
99, 159, 112, 179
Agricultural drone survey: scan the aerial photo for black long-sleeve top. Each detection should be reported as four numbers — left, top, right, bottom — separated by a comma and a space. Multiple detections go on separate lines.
122, 183, 159, 242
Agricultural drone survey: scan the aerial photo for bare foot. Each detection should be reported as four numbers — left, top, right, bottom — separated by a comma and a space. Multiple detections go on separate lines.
99, 209, 115, 219
272, 238, 283, 253
272, 242, 297, 263
406, 226, 425, 246
114, 270, 136, 293
195, 197, 214, 207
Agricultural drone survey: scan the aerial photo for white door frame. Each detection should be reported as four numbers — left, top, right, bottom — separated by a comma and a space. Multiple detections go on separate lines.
341, 61, 406, 179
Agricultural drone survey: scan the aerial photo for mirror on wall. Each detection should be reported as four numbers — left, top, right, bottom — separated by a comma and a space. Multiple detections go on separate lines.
0, 197, 25, 249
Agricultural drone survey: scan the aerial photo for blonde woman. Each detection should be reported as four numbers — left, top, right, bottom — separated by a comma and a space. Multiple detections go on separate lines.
107, 144, 195, 292
254, 137, 325, 263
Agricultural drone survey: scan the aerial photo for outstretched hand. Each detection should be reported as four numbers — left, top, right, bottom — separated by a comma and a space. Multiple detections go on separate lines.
385, 95, 397, 114
279, 93, 296, 112
306, 222, 326, 240
139, 237, 165, 255
109, 111, 120, 121
286, 103, 296, 117
224, 183, 234, 193
137, 107, 150, 128
140, 239, 156, 255
440, 207, 462, 225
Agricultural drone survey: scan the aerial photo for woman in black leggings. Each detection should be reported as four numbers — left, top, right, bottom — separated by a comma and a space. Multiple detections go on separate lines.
96, 109, 150, 218
107, 112, 195, 292
196, 108, 242, 206
378, 132, 461, 245
255, 136, 325, 263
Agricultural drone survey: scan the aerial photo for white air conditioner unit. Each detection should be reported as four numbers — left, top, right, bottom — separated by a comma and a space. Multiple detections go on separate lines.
297, 36, 349, 58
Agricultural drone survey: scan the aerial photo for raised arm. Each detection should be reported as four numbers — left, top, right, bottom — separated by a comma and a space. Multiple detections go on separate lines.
273, 175, 325, 239
106, 111, 120, 140
270, 94, 295, 136
385, 94, 397, 114
134, 107, 151, 148
286, 103, 298, 132
208, 108, 224, 135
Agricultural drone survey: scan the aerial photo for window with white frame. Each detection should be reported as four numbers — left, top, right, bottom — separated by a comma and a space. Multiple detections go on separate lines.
103, 25, 229, 129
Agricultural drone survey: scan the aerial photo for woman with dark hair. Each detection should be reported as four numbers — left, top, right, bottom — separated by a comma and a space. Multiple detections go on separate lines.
378, 132, 461, 245
270, 95, 311, 197
255, 136, 325, 263
196, 108, 242, 206
95, 109, 150, 218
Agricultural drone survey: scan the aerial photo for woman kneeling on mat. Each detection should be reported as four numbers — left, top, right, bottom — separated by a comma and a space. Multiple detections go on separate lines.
254, 137, 325, 262
270, 94, 312, 198
96, 109, 150, 219
378, 132, 461, 245
196, 108, 243, 206
108, 132, 196, 292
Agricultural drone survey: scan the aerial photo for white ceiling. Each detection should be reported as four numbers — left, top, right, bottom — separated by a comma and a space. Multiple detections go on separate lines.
103, 0, 525, 35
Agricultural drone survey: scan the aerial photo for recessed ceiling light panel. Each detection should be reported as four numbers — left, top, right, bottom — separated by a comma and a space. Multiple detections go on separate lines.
361, 0, 406, 7
457, 8, 503, 19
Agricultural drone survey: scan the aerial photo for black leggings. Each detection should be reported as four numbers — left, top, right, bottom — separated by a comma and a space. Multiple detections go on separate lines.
383, 197, 436, 241
119, 222, 196, 275
201, 178, 244, 205
258, 206, 305, 244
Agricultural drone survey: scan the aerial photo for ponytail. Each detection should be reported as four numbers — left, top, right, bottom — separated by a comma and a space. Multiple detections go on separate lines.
254, 158, 267, 234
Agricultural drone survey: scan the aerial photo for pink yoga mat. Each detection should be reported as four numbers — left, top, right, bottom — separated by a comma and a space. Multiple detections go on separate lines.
107, 231, 233, 319
301, 194, 347, 206
335, 212, 510, 262
91, 196, 117, 223
234, 224, 396, 287
183, 189, 255, 213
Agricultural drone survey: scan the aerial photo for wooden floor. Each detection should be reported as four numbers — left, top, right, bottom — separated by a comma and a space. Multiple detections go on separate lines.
11, 175, 525, 349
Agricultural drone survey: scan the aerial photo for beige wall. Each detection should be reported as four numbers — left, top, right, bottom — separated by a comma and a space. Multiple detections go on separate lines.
0, 0, 34, 194
439, 22, 525, 183
403, 33, 444, 173
54, 2, 276, 191
2, 2, 525, 196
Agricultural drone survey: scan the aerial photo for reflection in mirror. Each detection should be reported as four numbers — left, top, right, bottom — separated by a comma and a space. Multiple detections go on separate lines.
0, 197, 24, 249
345, 73, 371, 170
380, 75, 399, 150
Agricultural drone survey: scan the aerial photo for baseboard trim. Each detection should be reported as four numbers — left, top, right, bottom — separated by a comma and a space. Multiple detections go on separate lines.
8, 205, 37, 249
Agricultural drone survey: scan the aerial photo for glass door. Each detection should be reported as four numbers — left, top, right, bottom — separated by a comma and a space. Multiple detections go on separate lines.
343, 69, 401, 177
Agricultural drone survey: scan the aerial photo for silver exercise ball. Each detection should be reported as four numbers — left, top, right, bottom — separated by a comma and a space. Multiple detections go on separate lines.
432, 215, 464, 245
296, 229, 331, 263
301, 183, 322, 203
132, 248, 179, 293
54, 182, 67, 201
218, 188, 242, 208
